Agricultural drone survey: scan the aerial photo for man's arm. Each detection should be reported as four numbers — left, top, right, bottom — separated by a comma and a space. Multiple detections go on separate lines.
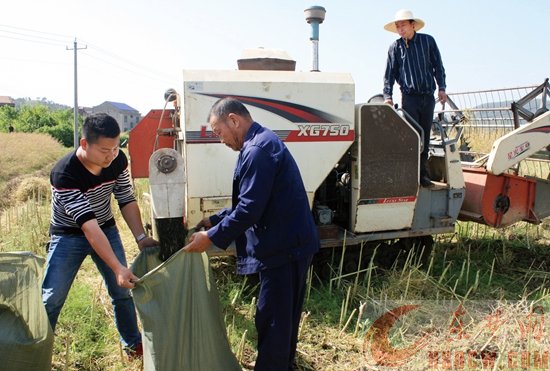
112, 158, 158, 249
183, 215, 215, 253
207, 146, 275, 249
81, 219, 138, 288
120, 201, 158, 250
383, 43, 398, 103
430, 36, 447, 103
438, 90, 448, 105
182, 230, 211, 253
184, 146, 276, 252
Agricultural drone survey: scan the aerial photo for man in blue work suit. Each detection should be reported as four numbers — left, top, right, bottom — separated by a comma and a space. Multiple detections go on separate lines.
383, 9, 448, 187
183, 97, 320, 370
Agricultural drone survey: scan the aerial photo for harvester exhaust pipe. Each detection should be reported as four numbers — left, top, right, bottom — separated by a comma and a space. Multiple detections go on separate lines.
304, 5, 326, 72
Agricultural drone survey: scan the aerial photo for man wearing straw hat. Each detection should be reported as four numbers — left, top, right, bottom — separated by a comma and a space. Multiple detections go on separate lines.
383, 9, 448, 187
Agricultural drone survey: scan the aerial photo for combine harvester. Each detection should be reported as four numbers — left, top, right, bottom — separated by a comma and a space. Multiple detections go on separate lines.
129, 65, 467, 272
444, 79, 550, 227
128, 74, 550, 275
127, 7, 550, 273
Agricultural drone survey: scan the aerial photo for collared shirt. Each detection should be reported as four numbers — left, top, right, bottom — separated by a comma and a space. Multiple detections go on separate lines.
207, 122, 320, 274
383, 32, 446, 100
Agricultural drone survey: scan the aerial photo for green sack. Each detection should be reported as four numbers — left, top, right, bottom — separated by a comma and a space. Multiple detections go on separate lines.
131, 246, 241, 371
0, 252, 54, 371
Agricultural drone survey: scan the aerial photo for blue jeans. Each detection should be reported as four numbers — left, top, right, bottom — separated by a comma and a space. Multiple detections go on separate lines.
42, 226, 141, 349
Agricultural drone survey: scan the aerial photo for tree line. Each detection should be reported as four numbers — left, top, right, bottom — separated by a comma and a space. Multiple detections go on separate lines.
0, 105, 79, 147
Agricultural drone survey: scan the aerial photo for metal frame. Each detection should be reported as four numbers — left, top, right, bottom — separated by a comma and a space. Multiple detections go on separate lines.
511, 78, 550, 128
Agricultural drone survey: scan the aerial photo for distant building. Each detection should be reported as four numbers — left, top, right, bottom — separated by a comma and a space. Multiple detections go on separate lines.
79, 107, 92, 118
0, 96, 15, 107
91, 101, 141, 132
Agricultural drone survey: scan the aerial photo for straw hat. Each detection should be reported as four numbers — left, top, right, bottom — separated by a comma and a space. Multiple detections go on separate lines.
384, 9, 425, 33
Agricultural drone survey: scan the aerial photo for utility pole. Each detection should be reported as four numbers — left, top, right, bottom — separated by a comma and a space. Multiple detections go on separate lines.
67, 39, 87, 148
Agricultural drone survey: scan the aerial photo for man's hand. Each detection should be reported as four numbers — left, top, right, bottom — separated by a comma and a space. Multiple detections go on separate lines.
385, 99, 394, 106
195, 217, 213, 230
137, 236, 158, 251
438, 90, 448, 104
182, 231, 211, 253
115, 266, 140, 289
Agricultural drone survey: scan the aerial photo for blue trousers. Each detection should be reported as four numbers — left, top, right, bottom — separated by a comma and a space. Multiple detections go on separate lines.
42, 226, 141, 349
254, 256, 312, 371
402, 93, 436, 172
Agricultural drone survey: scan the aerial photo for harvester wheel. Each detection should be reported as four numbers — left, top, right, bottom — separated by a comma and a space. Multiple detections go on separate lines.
375, 241, 401, 269
377, 237, 433, 269
414, 235, 434, 267
311, 249, 336, 281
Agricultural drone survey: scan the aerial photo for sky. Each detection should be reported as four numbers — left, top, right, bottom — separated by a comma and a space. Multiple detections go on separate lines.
1, 0, 549, 115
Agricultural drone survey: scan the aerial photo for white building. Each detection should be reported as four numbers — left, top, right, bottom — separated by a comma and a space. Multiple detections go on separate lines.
91, 101, 141, 132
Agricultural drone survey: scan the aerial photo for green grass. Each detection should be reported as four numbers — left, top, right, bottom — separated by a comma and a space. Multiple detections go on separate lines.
2, 193, 550, 369
52, 276, 124, 371
0, 199, 51, 255
2, 133, 550, 369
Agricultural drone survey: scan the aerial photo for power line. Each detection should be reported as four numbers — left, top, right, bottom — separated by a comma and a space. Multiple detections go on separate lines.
0, 24, 70, 49
0, 24, 72, 40
0, 23, 180, 109
0, 29, 67, 44
80, 40, 176, 82
0, 23, 175, 85
0, 33, 67, 47
80, 50, 175, 86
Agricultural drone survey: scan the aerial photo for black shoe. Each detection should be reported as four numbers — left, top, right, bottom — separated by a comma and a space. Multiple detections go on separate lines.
420, 176, 434, 187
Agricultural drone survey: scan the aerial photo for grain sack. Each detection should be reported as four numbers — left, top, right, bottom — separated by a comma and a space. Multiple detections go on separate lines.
131, 246, 240, 371
0, 252, 54, 371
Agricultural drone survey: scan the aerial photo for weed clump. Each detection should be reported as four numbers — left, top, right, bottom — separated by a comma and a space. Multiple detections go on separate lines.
14, 176, 51, 203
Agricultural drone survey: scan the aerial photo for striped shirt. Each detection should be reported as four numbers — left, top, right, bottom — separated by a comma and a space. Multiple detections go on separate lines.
49, 150, 136, 235
383, 32, 446, 100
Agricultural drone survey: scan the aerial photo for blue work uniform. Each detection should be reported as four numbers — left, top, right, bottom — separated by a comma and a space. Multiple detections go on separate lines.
207, 121, 320, 370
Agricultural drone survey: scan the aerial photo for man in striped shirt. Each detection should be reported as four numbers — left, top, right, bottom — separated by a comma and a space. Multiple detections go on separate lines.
383, 9, 448, 187
42, 113, 157, 358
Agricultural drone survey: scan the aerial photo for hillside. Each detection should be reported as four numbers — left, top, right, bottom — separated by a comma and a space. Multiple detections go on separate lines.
14, 97, 71, 111
0, 132, 67, 208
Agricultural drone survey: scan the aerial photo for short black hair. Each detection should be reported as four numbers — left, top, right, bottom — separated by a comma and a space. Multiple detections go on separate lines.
82, 113, 121, 144
207, 97, 251, 122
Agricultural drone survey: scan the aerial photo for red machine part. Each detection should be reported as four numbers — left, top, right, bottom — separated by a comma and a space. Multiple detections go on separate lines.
128, 109, 175, 178
459, 167, 538, 227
